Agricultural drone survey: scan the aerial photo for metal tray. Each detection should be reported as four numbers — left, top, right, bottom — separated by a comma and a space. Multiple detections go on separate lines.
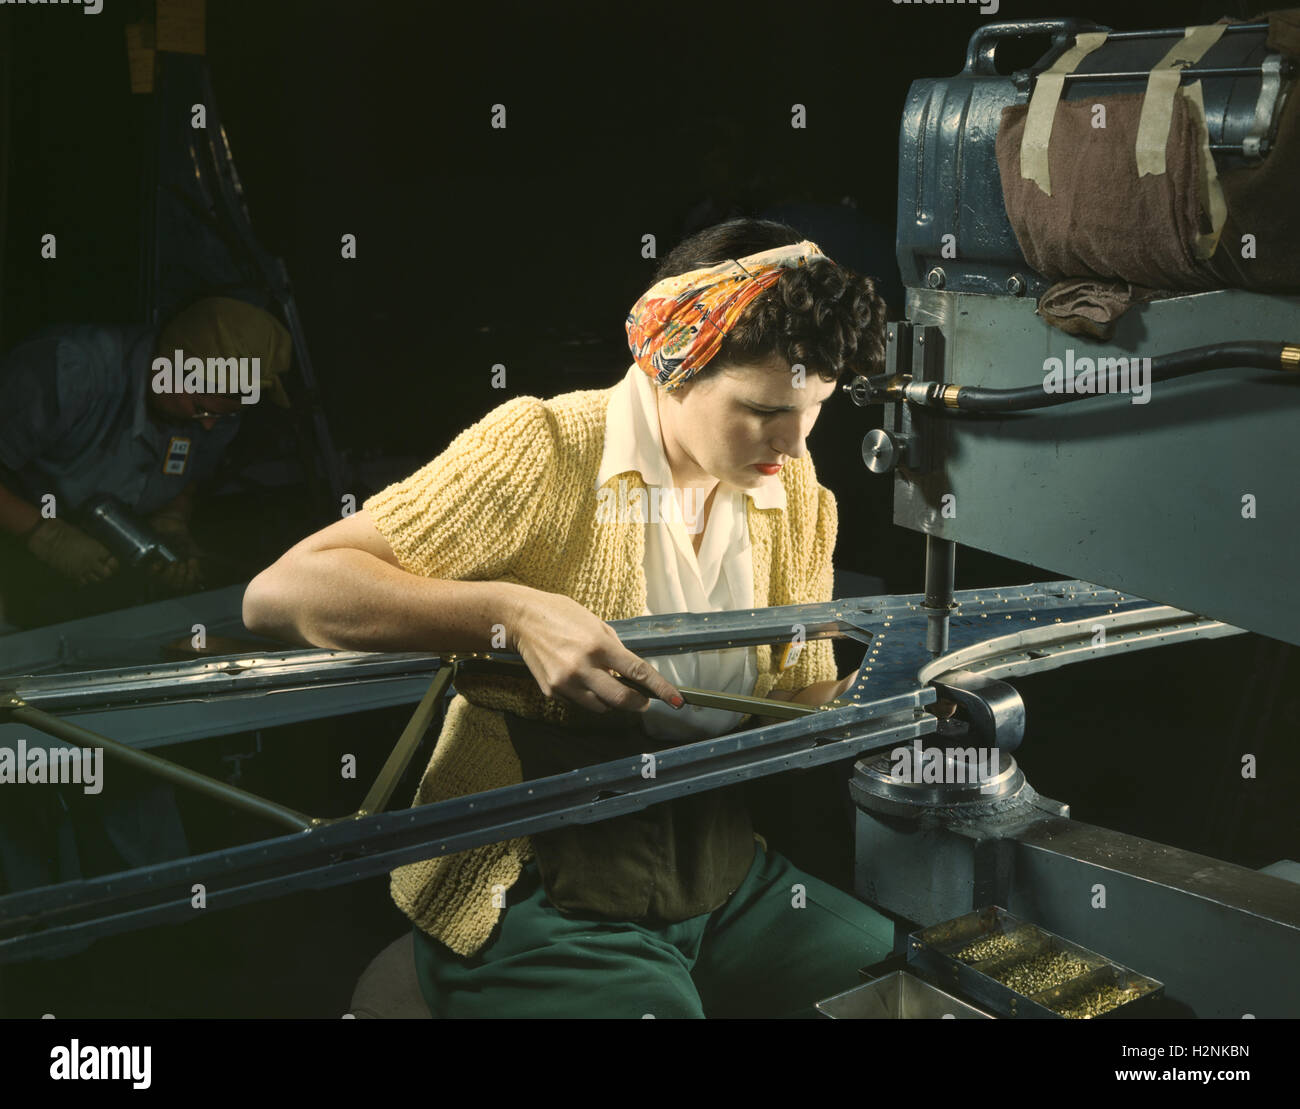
817, 971, 993, 1019
907, 906, 1164, 1018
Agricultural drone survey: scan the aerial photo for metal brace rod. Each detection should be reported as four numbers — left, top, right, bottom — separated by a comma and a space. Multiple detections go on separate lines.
1, 693, 315, 833
355, 658, 458, 817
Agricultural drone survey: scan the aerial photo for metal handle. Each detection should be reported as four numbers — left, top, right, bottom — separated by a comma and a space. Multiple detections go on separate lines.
963, 18, 1109, 77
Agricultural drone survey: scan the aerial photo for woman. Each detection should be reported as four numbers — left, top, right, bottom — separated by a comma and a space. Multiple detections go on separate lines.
242, 218, 894, 1017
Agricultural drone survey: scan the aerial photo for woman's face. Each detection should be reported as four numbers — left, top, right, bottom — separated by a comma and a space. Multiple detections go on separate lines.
656, 355, 837, 490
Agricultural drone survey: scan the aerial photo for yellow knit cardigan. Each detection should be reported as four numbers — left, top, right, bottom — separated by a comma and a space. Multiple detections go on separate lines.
363, 383, 838, 956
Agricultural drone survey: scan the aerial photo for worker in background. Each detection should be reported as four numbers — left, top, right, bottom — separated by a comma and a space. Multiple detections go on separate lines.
0, 297, 294, 907
0, 296, 293, 629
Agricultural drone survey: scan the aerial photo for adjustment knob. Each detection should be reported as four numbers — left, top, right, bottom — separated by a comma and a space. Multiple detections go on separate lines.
862, 429, 906, 474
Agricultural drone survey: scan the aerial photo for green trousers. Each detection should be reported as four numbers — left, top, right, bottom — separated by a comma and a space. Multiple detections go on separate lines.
410, 842, 895, 1018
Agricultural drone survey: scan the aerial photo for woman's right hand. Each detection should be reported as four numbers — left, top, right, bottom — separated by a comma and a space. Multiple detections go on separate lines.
508, 588, 683, 714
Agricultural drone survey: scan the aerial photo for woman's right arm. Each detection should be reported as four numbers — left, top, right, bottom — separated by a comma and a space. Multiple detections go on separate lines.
242, 508, 531, 653
242, 509, 682, 713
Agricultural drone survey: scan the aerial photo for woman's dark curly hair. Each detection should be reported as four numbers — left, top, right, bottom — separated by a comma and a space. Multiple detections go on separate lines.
650, 218, 887, 384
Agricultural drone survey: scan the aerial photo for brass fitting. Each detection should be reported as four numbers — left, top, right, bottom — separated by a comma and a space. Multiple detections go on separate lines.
882, 374, 910, 401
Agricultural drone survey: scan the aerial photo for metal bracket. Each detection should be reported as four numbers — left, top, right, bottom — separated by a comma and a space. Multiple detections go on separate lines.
929, 669, 1026, 752
1244, 54, 1288, 160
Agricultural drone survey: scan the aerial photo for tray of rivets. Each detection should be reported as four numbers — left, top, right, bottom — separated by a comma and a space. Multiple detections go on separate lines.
907, 906, 1164, 1019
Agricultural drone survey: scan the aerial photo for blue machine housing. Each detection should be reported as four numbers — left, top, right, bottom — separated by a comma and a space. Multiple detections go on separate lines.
895, 17, 1288, 297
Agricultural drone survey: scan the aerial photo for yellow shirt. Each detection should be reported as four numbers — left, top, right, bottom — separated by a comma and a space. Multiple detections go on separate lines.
363, 380, 838, 956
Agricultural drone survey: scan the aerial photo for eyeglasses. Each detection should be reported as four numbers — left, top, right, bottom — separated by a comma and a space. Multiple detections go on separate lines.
189, 406, 239, 423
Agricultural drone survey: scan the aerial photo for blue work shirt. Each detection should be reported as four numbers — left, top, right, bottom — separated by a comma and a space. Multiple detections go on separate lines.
0, 323, 239, 518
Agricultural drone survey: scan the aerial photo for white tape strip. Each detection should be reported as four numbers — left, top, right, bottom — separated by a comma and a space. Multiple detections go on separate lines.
1020, 31, 1109, 196
1135, 24, 1227, 177
1181, 79, 1229, 259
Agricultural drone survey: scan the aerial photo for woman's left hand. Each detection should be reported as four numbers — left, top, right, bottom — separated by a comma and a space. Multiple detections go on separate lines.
829, 672, 856, 701
776, 672, 856, 707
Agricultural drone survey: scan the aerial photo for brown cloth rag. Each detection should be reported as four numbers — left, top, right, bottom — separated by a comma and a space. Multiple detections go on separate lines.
1036, 280, 1163, 340
997, 90, 1219, 292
